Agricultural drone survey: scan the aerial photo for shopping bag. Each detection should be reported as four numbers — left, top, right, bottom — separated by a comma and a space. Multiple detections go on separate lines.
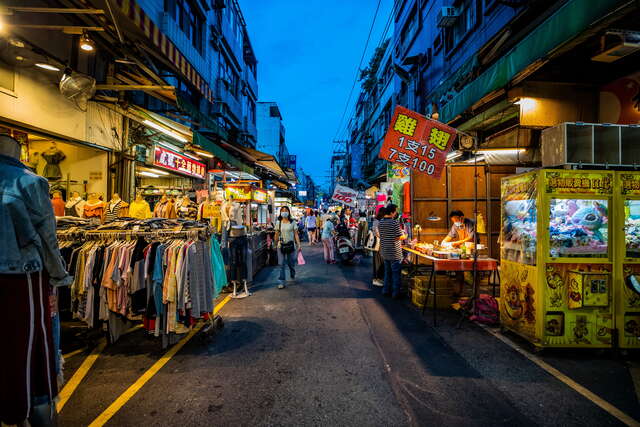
297, 250, 306, 265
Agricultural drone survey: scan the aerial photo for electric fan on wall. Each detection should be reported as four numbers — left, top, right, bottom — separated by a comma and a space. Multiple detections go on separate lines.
59, 69, 96, 112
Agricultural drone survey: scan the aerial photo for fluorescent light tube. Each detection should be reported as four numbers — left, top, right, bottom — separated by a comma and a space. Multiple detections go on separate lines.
144, 120, 188, 143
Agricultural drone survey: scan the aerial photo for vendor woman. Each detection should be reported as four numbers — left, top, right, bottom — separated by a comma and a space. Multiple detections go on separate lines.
443, 210, 476, 297
442, 210, 475, 248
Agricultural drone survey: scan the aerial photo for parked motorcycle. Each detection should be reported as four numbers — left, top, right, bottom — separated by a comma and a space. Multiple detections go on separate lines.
335, 222, 356, 264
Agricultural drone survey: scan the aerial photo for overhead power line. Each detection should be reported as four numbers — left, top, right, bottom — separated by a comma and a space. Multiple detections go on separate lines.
332, 0, 399, 141
331, 0, 383, 142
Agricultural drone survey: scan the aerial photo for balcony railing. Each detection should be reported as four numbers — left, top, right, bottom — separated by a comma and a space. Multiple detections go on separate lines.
244, 69, 258, 99
216, 78, 243, 123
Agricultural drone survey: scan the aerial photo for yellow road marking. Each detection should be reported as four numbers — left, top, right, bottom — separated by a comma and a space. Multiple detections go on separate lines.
214, 293, 232, 315
62, 347, 87, 360
88, 294, 233, 427
57, 338, 107, 413
56, 324, 143, 412
480, 325, 640, 427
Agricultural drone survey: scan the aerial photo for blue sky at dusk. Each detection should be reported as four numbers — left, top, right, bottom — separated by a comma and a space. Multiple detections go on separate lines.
239, 0, 394, 189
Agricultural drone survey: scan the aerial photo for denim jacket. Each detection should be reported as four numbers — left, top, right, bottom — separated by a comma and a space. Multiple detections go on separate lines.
0, 154, 72, 286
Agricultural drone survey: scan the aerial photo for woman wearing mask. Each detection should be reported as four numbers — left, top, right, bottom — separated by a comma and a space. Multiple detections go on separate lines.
274, 206, 301, 289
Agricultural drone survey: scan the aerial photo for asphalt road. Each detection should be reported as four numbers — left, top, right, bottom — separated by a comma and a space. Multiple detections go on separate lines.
58, 245, 639, 426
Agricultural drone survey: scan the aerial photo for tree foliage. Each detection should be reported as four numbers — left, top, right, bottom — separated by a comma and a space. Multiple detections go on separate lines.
358, 39, 390, 94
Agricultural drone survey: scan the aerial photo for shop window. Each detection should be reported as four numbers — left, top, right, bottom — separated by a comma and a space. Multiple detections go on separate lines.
445, 0, 479, 54
549, 199, 609, 258
502, 197, 537, 265
625, 200, 640, 258
218, 56, 239, 98
397, 5, 418, 57
0, 60, 15, 93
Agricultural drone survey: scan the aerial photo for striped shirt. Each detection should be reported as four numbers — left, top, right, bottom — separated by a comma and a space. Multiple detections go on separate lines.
378, 217, 403, 261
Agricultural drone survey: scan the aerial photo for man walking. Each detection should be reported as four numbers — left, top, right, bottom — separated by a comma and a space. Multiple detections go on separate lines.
377, 204, 406, 298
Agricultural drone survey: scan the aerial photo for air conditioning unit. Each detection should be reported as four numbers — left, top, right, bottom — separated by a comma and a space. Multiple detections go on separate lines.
592, 30, 640, 63
541, 122, 640, 167
437, 7, 459, 28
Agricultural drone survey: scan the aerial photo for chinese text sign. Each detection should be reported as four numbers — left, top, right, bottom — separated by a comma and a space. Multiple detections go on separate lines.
378, 105, 457, 179
332, 184, 357, 207
154, 146, 206, 179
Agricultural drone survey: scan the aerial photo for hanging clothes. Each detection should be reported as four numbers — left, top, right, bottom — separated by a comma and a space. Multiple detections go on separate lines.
177, 203, 198, 220
129, 199, 152, 219
153, 200, 177, 219
104, 200, 128, 223
51, 194, 65, 217
0, 271, 57, 425
83, 201, 105, 223
41, 149, 65, 180
65, 197, 86, 217
60, 229, 222, 342
198, 202, 222, 232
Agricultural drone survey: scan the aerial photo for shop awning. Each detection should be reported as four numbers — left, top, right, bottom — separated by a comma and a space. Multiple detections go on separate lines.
440, 0, 626, 123
113, 0, 216, 105
241, 147, 288, 179
193, 131, 254, 174
135, 107, 192, 138
283, 168, 298, 185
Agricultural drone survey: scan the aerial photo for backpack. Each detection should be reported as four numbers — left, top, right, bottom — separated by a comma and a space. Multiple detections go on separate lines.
468, 294, 499, 325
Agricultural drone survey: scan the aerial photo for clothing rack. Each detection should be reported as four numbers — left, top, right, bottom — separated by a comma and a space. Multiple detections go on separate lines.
55, 225, 222, 349
58, 228, 210, 241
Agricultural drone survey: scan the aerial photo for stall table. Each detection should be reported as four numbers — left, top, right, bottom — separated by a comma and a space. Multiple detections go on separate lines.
403, 247, 499, 325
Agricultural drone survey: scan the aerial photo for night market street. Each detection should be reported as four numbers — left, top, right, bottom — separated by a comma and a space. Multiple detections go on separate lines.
57, 246, 639, 426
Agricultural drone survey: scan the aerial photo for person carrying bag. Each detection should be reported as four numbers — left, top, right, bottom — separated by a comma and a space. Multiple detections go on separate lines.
274, 206, 301, 289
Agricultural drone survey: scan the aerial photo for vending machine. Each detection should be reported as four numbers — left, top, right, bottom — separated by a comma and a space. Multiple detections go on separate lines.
500, 169, 615, 349
615, 172, 640, 349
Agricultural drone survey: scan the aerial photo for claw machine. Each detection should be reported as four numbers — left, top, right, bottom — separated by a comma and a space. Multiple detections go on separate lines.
616, 172, 640, 349
500, 169, 615, 349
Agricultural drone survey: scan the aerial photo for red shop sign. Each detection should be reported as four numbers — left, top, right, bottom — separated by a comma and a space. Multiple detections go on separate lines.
154, 146, 206, 179
378, 105, 457, 179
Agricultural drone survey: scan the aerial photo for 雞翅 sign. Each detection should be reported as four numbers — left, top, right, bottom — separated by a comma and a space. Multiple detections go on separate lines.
332, 184, 357, 207
378, 105, 457, 179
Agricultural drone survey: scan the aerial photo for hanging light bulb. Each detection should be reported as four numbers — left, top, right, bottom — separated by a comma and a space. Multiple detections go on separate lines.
79, 32, 95, 52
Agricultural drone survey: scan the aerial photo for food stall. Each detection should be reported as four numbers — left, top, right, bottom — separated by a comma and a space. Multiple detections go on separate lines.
252, 187, 270, 226
224, 183, 270, 280
500, 169, 615, 349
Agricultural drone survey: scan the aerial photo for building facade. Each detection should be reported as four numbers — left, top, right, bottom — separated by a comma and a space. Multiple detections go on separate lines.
0, 0, 267, 204
343, 0, 639, 184
256, 101, 291, 166
135, 0, 258, 148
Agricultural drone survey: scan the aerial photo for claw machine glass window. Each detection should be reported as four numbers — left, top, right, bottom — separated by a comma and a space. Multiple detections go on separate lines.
624, 200, 640, 258
502, 198, 537, 264
549, 199, 608, 258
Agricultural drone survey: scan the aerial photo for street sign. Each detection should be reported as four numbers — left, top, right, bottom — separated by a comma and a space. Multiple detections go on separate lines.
378, 105, 457, 179
331, 184, 357, 207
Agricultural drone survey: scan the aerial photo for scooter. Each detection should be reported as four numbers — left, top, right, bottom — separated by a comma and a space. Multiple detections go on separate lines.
335, 223, 356, 264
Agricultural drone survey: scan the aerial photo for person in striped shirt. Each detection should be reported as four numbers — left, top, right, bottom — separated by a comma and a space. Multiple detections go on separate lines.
378, 204, 407, 298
